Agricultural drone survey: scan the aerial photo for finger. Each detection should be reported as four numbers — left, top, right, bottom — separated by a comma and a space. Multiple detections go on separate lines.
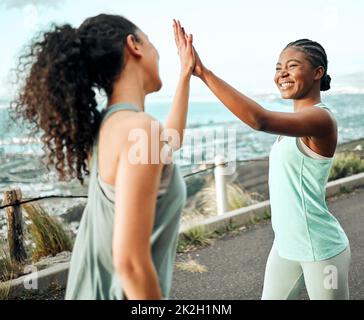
187, 34, 193, 55
176, 20, 184, 46
173, 19, 180, 45
179, 24, 187, 46
184, 33, 189, 43
172, 20, 179, 47
181, 27, 187, 41
177, 20, 186, 46
181, 28, 187, 47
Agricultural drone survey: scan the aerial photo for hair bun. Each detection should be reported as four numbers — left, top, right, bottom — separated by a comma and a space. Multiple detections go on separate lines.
321, 74, 331, 91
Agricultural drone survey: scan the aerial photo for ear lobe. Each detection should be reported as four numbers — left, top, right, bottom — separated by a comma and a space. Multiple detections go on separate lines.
125, 34, 142, 58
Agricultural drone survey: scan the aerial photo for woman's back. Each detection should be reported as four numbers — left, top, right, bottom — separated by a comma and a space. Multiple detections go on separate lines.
65, 104, 187, 300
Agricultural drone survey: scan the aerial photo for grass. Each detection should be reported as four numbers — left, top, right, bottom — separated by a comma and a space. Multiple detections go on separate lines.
177, 215, 265, 254
177, 226, 215, 253
176, 258, 208, 274
214, 219, 241, 237
23, 203, 73, 262
329, 152, 364, 181
262, 210, 271, 220
0, 247, 12, 299
0, 203, 73, 299
178, 183, 268, 254
227, 184, 262, 211
181, 208, 206, 229
194, 183, 262, 218
340, 186, 354, 194
0, 245, 25, 300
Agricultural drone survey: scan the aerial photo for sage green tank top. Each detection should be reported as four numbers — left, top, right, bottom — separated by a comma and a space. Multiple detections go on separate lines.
268, 103, 348, 262
65, 103, 187, 299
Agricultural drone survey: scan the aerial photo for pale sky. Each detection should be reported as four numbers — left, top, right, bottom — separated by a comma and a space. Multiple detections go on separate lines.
1, 0, 364, 101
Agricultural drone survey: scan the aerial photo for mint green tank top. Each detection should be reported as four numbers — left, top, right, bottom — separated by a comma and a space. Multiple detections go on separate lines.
65, 103, 187, 299
268, 105, 348, 262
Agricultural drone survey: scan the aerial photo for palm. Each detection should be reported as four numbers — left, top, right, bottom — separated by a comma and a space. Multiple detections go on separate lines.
173, 20, 195, 76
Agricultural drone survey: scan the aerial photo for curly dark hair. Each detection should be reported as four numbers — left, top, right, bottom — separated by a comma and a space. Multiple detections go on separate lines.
10, 14, 139, 184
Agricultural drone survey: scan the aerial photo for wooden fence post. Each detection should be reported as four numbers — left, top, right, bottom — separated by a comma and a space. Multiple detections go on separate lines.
3, 189, 27, 264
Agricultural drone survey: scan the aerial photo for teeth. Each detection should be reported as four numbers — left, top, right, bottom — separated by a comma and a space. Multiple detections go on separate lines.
280, 82, 294, 89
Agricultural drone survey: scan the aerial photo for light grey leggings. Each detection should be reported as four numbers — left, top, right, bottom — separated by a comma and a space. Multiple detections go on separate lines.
262, 245, 351, 300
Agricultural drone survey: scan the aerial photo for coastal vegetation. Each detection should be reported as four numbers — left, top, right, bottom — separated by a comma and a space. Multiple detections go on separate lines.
329, 152, 364, 181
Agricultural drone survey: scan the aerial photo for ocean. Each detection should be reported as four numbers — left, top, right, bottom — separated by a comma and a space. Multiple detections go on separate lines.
0, 93, 364, 198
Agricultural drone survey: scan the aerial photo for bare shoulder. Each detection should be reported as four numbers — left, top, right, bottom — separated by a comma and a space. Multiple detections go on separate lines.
107, 111, 161, 132
110, 111, 163, 143
302, 106, 336, 128
124, 112, 162, 133
317, 106, 337, 131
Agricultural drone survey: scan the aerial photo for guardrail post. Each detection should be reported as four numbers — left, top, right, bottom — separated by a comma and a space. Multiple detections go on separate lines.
214, 155, 229, 215
3, 188, 27, 264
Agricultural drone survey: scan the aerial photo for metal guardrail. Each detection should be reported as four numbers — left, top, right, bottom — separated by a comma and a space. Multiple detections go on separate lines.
0, 157, 268, 210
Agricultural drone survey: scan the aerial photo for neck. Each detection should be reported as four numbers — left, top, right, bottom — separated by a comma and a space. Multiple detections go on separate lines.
293, 93, 321, 112
107, 65, 146, 111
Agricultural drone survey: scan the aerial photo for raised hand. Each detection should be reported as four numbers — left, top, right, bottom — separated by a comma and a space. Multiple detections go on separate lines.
173, 19, 195, 77
191, 46, 206, 79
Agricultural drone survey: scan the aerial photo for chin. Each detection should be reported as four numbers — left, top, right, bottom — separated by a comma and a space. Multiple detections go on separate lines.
280, 93, 291, 99
156, 79, 163, 91
146, 79, 162, 94
279, 90, 295, 100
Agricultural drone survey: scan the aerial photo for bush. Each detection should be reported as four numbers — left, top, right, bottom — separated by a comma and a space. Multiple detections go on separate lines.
329, 153, 364, 181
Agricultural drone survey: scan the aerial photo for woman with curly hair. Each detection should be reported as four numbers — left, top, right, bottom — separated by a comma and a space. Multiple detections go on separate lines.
175, 21, 350, 299
12, 15, 194, 300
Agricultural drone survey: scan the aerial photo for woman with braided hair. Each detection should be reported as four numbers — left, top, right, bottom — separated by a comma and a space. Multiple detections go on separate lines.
174, 23, 350, 299
12, 16, 195, 299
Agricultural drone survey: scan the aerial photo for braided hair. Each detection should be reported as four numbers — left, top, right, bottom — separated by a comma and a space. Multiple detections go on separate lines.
285, 39, 331, 91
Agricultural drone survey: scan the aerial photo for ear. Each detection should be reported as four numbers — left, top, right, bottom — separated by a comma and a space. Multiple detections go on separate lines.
125, 34, 142, 58
314, 66, 325, 81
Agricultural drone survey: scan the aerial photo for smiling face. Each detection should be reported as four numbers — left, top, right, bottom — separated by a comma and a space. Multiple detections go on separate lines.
274, 47, 323, 100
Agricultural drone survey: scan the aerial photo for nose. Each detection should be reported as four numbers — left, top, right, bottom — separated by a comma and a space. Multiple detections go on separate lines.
279, 67, 289, 78
275, 67, 289, 84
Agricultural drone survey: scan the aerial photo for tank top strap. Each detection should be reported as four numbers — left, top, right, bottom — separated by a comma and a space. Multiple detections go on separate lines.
314, 102, 332, 114
96, 102, 141, 148
100, 103, 141, 126
89, 103, 141, 176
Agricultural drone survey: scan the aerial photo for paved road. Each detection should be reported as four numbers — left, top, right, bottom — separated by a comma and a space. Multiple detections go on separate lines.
171, 187, 364, 300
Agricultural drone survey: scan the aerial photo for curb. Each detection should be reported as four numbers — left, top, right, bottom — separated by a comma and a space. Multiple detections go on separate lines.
4, 262, 70, 299
326, 172, 364, 198
3, 172, 364, 299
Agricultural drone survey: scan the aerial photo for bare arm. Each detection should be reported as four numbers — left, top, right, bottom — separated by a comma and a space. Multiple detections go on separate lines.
164, 20, 195, 150
190, 46, 334, 138
112, 116, 165, 300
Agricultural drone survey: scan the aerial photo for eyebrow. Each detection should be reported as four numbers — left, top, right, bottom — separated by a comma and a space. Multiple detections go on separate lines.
276, 59, 302, 65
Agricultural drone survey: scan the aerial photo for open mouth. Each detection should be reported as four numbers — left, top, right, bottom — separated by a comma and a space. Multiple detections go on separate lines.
279, 82, 294, 90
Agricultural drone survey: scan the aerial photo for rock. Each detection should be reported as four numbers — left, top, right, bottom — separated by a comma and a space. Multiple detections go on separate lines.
32, 251, 72, 270
354, 144, 363, 151
60, 201, 86, 223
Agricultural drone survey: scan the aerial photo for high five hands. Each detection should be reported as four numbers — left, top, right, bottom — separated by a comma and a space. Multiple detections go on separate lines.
173, 19, 206, 79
